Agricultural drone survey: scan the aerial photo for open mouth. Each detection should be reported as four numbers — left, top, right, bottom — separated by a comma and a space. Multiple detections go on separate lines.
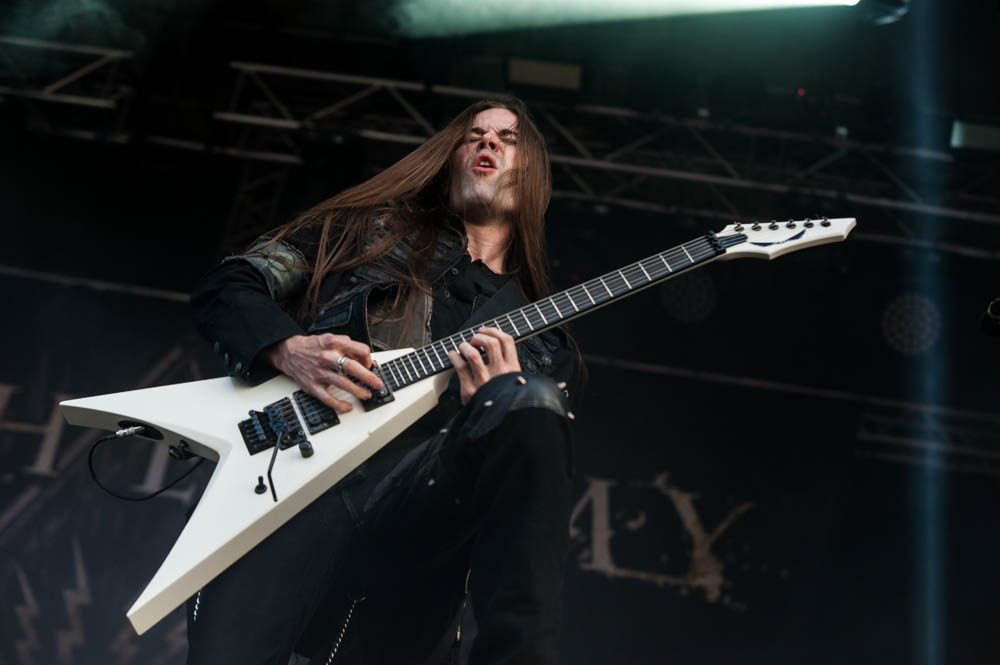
471, 152, 497, 173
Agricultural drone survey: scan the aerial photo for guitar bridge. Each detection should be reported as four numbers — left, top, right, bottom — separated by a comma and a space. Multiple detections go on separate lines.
238, 397, 308, 455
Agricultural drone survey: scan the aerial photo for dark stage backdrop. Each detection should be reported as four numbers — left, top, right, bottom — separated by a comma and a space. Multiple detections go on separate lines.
2, 142, 999, 665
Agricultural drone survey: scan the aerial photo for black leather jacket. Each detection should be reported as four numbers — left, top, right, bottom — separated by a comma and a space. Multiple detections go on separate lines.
189, 217, 577, 394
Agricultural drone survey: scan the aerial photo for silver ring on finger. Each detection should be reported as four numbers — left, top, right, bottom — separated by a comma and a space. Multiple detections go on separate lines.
336, 354, 349, 373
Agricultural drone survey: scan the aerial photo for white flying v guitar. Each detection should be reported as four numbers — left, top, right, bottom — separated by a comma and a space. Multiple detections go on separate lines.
60, 216, 855, 634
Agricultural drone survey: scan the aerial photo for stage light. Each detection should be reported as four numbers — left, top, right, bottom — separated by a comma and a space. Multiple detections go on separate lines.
857, 0, 910, 25
384, 0, 862, 37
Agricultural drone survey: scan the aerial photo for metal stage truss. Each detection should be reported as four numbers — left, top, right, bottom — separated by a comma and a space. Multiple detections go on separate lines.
0, 35, 134, 135
3, 41, 999, 255
4, 40, 999, 484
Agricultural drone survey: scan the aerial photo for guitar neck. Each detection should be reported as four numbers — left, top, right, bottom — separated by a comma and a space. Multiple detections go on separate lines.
378, 231, 746, 391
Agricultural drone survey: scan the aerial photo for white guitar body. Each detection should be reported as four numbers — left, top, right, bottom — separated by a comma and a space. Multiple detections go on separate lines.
61, 348, 452, 634
59, 217, 855, 635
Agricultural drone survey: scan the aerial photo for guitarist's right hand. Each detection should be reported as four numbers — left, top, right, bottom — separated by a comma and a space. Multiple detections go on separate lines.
265, 334, 384, 413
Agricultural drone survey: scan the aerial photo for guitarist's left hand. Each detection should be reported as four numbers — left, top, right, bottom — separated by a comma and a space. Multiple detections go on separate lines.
447, 326, 521, 405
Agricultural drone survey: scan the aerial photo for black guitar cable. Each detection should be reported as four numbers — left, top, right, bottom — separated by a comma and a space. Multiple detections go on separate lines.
88, 426, 205, 501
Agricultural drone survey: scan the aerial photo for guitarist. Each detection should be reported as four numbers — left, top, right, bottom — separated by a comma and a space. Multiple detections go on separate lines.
188, 98, 580, 665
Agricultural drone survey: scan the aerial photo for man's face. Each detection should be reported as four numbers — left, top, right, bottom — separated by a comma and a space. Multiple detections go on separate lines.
449, 107, 520, 219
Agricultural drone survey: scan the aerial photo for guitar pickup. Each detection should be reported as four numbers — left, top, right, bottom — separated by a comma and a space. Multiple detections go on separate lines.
293, 390, 340, 435
355, 364, 395, 412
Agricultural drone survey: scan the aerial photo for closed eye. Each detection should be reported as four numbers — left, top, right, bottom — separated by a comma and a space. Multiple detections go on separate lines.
467, 127, 519, 144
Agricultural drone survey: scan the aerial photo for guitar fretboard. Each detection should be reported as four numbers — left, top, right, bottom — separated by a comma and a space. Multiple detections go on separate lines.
378, 231, 746, 391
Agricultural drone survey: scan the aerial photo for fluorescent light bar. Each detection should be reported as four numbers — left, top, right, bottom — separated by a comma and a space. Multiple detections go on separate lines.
388, 0, 861, 37
951, 120, 1000, 152
508, 58, 583, 91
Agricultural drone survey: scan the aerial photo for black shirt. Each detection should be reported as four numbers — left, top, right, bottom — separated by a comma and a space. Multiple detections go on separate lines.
430, 252, 512, 343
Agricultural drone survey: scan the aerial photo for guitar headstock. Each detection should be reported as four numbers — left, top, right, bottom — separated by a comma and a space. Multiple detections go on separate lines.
716, 217, 856, 260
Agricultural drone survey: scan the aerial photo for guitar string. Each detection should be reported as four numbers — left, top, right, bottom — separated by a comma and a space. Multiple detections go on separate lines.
380, 237, 723, 389
380, 235, 732, 390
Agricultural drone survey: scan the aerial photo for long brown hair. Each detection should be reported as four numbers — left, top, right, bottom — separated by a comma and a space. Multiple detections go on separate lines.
267, 97, 553, 321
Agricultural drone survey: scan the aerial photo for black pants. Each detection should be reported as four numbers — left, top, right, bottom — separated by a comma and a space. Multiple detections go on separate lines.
186, 373, 573, 665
